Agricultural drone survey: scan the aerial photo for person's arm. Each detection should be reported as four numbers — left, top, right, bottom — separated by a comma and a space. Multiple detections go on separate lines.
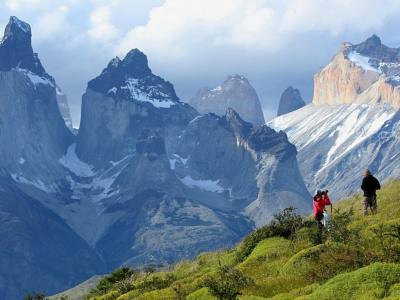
361, 178, 367, 191
375, 178, 381, 190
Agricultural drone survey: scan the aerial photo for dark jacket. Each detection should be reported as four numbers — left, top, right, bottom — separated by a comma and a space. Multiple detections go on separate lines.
361, 175, 381, 197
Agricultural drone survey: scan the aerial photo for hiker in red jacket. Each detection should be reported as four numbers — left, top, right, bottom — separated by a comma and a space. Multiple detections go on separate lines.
313, 190, 332, 227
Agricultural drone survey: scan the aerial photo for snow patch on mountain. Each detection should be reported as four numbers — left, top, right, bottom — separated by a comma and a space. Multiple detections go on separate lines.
59, 144, 95, 177
179, 175, 224, 193
122, 78, 176, 108
169, 154, 188, 170
11, 173, 54, 193
270, 104, 395, 165
348, 51, 381, 73
16, 67, 54, 87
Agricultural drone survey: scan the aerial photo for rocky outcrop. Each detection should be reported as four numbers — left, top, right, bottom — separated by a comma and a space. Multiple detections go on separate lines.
277, 86, 306, 116
189, 74, 265, 125
313, 35, 400, 108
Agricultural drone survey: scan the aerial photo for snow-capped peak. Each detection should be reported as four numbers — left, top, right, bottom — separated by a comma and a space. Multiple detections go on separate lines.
88, 49, 180, 108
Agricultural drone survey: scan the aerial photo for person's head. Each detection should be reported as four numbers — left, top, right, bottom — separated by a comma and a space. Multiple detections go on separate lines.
315, 189, 322, 197
364, 169, 372, 177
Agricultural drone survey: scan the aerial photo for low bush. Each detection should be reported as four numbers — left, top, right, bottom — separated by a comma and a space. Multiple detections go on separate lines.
203, 262, 253, 300
235, 207, 303, 263
87, 267, 137, 296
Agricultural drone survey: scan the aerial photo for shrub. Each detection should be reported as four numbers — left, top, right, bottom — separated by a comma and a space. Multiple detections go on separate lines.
137, 273, 177, 293
235, 207, 303, 262
327, 208, 355, 244
303, 263, 400, 299
203, 262, 253, 300
305, 223, 328, 245
88, 267, 137, 296
23, 293, 47, 300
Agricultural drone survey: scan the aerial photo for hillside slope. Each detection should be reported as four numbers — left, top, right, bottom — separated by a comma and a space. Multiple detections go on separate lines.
63, 180, 400, 300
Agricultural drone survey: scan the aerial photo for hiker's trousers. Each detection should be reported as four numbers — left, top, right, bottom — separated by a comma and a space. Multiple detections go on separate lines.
363, 196, 377, 215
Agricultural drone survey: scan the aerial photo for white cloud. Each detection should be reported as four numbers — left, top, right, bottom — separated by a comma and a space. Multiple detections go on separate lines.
5, 0, 45, 11
117, 0, 400, 58
88, 5, 119, 42
33, 5, 71, 41
280, 0, 400, 35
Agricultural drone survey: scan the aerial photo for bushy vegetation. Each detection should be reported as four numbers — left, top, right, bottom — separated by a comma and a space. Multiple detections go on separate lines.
68, 180, 400, 300
203, 262, 253, 300
235, 207, 303, 263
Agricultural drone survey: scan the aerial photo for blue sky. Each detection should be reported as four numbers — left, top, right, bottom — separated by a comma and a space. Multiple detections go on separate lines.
1, 0, 400, 126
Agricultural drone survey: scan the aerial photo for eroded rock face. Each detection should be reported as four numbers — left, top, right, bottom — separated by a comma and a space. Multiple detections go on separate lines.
277, 86, 306, 116
313, 35, 400, 108
189, 74, 265, 125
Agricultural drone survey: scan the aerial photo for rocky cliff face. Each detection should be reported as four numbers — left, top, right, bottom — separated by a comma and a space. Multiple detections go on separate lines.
313, 35, 400, 108
0, 16, 73, 184
189, 74, 265, 125
277, 86, 306, 116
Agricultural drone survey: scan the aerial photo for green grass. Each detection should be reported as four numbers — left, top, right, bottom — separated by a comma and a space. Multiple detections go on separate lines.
81, 180, 400, 300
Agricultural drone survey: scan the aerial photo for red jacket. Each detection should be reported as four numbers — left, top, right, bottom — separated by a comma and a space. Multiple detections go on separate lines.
313, 193, 331, 216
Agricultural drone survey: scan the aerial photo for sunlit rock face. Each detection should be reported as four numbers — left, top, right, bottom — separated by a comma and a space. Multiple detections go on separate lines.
313, 35, 400, 108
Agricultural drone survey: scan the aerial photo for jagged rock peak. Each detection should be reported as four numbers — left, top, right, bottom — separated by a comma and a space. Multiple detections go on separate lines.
0, 16, 50, 79
88, 48, 180, 106
223, 107, 253, 138
344, 34, 400, 62
4, 16, 31, 41
189, 74, 265, 126
277, 86, 305, 116
102, 49, 152, 78
222, 108, 294, 155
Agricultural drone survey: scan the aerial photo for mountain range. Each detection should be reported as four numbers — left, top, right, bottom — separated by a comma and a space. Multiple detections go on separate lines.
1, 15, 399, 299
0, 16, 310, 299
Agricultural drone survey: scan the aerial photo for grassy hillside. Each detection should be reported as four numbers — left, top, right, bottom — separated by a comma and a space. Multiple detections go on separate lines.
77, 180, 400, 300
